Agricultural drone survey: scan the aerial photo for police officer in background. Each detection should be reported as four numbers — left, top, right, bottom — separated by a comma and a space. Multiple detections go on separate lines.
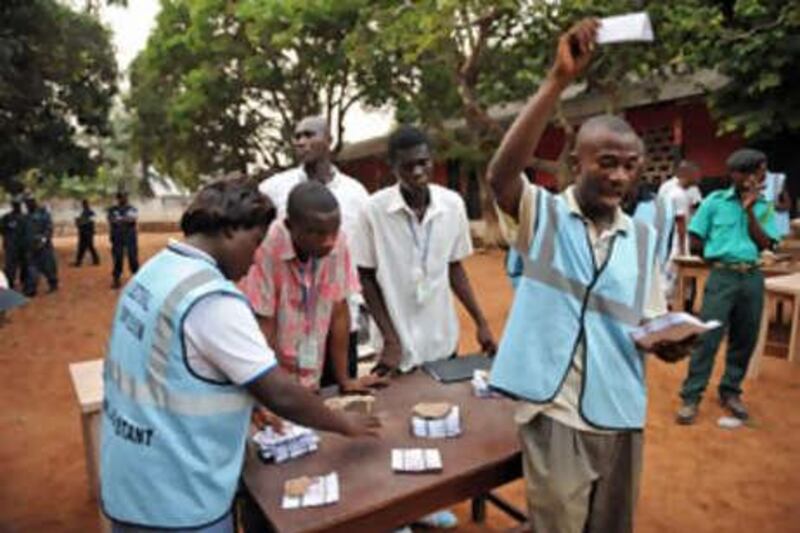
73, 198, 100, 267
1, 196, 31, 291
107, 191, 139, 289
24, 194, 59, 295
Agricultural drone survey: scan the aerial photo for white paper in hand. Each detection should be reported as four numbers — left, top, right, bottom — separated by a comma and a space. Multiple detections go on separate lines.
630, 312, 721, 350
597, 12, 654, 44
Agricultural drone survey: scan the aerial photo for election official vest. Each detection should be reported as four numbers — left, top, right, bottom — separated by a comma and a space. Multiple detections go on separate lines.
490, 190, 656, 430
100, 245, 254, 528
633, 194, 674, 268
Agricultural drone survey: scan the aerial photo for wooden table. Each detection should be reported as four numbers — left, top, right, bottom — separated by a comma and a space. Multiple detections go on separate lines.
241, 372, 523, 533
749, 273, 800, 378
674, 255, 800, 314
67, 358, 110, 533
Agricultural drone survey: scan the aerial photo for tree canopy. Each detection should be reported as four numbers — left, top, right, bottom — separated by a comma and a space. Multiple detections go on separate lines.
0, 0, 118, 193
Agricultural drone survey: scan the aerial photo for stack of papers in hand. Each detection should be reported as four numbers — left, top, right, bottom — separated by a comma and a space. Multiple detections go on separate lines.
392, 448, 443, 473
411, 406, 461, 438
630, 312, 721, 350
282, 472, 339, 509
596, 12, 654, 44
253, 423, 320, 463
472, 369, 501, 398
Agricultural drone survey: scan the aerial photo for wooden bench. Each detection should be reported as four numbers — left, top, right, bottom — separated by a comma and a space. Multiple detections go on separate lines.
749, 273, 800, 378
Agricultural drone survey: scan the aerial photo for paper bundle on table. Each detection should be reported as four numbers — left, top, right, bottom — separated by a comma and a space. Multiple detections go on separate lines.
282, 472, 339, 509
411, 406, 461, 438
391, 448, 443, 473
253, 423, 320, 463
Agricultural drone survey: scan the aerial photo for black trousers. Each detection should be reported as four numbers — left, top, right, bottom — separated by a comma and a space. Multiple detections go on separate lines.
75, 231, 99, 265
112, 236, 139, 281
27, 245, 58, 294
3, 247, 29, 291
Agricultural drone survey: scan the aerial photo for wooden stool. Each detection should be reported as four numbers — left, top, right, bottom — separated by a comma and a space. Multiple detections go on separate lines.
748, 273, 800, 379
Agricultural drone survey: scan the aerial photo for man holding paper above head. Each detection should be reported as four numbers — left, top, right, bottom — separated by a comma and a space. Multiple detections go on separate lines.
488, 18, 693, 533
676, 149, 779, 424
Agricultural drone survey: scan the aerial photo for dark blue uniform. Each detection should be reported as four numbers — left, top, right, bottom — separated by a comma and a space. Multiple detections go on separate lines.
108, 203, 139, 286
1, 204, 31, 291
74, 206, 100, 266
26, 205, 58, 294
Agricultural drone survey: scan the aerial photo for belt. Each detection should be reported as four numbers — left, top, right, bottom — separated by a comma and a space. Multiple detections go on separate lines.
711, 261, 759, 272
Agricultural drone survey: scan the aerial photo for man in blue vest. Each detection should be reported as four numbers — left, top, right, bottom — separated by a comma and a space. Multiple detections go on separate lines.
488, 19, 694, 533
24, 194, 58, 295
101, 177, 378, 532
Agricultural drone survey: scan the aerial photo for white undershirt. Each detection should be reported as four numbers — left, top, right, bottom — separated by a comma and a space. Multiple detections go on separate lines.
171, 241, 277, 385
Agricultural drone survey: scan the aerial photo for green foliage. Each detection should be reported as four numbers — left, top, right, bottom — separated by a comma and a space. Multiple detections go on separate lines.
128, 0, 369, 187
0, 0, 118, 192
704, 1, 800, 141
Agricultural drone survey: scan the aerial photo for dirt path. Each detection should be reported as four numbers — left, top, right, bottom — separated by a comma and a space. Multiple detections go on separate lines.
0, 234, 798, 532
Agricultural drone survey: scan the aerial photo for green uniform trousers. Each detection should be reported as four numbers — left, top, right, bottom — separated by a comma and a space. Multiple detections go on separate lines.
680, 268, 764, 403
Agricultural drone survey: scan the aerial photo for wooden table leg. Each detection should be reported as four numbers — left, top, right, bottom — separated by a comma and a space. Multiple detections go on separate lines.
747, 291, 772, 380
788, 295, 800, 365
676, 269, 686, 312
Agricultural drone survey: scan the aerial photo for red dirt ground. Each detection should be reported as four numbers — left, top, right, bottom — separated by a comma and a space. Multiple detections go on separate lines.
0, 234, 798, 532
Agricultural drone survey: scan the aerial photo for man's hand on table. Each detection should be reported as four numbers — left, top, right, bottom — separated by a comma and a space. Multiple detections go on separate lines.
252, 405, 285, 434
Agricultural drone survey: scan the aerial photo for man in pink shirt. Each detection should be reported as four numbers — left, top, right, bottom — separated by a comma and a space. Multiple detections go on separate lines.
242, 181, 386, 393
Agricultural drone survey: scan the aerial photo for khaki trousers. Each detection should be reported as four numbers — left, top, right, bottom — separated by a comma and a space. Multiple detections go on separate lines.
519, 415, 643, 533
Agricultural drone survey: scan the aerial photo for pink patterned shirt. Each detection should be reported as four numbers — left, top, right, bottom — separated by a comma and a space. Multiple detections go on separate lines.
240, 221, 359, 388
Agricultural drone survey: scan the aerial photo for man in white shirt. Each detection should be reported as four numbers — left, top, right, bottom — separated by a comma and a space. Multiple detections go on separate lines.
353, 125, 496, 531
258, 115, 370, 384
658, 160, 702, 257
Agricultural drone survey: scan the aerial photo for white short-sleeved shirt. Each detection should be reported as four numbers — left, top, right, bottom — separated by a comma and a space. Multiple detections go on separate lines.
258, 165, 369, 246
351, 184, 473, 370
258, 165, 369, 329
658, 177, 703, 255
170, 241, 277, 385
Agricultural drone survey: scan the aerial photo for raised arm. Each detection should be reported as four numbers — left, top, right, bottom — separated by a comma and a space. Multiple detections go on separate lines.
488, 19, 598, 220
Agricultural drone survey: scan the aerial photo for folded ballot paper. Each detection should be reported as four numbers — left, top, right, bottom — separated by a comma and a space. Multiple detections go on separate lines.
392, 448, 443, 473
253, 423, 320, 463
630, 312, 721, 351
282, 472, 339, 509
411, 403, 461, 438
472, 369, 501, 399
596, 12, 654, 44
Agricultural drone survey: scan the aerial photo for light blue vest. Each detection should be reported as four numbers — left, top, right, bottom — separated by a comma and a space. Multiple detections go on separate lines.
490, 190, 656, 430
633, 194, 674, 268
101, 245, 255, 528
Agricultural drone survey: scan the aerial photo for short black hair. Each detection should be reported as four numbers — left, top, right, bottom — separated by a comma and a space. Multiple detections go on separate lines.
287, 181, 339, 224
675, 159, 700, 173
577, 114, 638, 142
388, 125, 430, 164
726, 148, 767, 173
180, 177, 275, 236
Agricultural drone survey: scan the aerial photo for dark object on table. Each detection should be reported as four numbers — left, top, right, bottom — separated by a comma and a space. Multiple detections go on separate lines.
423, 354, 492, 383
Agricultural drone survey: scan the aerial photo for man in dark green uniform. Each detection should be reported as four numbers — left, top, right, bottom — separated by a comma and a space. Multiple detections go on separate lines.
24, 194, 58, 295
677, 148, 779, 424
107, 191, 139, 289
1, 196, 31, 291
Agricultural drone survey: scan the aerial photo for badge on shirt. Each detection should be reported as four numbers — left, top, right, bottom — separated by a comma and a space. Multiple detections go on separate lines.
411, 266, 432, 304
296, 336, 319, 371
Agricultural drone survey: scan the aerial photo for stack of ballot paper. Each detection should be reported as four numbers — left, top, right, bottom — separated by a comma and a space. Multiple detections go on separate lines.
471, 369, 500, 398
392, 448, 443, 473
630, 312, 721, 350
282, 472, 339, 509
596, 12, 654, 44
411, 405, 461, 438
253, 423, 320, 463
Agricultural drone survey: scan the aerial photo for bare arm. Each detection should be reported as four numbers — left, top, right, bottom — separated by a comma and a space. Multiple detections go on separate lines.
358, 266, 402, 374
689, 233, 704, 256
246, 367, 377, 437
742, 185, 775, 250
675, 215, 687, 255
488, 19, 598, 220
327, 300, 352, 387
448, 261, 496, 354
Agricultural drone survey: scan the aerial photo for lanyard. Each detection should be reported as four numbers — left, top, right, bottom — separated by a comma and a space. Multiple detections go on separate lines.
297, 258, 318, 333
405, 214, 433, 275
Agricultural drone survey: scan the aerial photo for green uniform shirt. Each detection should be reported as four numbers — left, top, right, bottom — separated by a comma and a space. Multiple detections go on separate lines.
689, 187, 779, 263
